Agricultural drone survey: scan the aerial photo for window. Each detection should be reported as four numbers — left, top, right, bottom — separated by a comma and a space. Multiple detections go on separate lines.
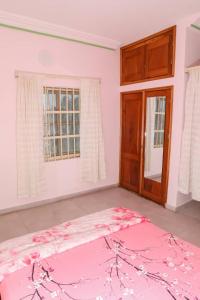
43, 87, 80, 161
153, 97, 166, 148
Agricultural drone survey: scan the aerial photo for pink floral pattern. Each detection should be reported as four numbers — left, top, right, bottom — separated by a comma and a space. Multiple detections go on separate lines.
0, 207, 145, 282
0, 210, 200, 300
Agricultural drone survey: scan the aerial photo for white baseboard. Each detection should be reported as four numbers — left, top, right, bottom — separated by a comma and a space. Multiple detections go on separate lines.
165, 199, 192, 212
165, 203, 177, 212
0, 184, 119, 215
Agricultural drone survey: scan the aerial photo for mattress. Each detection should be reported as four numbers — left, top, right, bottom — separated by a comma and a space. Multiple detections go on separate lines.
0, 207, 199, 299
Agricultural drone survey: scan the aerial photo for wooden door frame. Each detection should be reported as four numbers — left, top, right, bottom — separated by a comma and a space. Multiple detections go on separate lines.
120, 86, 173, 205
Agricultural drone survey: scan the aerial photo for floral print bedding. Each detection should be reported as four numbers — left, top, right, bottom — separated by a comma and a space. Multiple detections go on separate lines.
0, 207, 200, 299
0, 208, 146, 282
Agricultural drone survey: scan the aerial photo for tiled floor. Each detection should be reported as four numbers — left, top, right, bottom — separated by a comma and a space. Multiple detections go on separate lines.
0, 187, 200, 247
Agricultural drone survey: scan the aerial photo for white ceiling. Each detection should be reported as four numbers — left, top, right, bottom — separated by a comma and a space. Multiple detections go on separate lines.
0, 0, 200, 44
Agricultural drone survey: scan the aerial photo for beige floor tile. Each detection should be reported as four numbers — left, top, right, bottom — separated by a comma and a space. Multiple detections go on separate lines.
0, 212, 28, 242
52, 199, 85, 223
178, 200, 200, 220
18, 204, 58, 232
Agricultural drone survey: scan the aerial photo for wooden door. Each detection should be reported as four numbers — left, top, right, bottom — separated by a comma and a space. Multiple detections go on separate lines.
120, 92, 143, 192
141, 87, 173, 204
121, 44, 145, 84
145, 32, 173, 79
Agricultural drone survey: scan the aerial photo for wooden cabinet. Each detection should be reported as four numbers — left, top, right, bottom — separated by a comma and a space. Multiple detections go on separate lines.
120, 87, 173, 205
145, 32, 173, 78
121, 45, 145, 83
120, 26, 176, 85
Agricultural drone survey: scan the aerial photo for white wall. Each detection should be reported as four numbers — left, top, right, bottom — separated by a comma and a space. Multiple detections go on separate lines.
0, 27, 119, 211
147, 148, 163, 178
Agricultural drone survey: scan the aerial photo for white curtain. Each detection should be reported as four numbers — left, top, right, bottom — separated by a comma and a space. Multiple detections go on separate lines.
80, 79, 106, 182
179, 69, 200, 201
17, 75, 44, 198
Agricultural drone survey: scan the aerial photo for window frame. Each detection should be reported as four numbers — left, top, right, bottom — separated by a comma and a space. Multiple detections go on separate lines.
43, 87, 80, 162
153, 97, 166, 148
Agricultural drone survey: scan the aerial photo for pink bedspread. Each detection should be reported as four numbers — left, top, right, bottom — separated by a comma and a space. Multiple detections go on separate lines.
0, 208, 200, 299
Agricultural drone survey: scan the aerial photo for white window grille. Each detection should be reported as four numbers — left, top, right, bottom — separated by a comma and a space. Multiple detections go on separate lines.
43, 87, 80, 161
153, 96, 166, 148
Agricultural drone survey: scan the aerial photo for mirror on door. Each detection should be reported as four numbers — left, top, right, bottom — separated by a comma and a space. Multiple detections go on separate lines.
144, 96, 166, 183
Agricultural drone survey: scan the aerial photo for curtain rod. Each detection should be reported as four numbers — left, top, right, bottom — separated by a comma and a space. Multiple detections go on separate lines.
15, 70, 101, 82
191, 24, 200, 31
185, 65, 200, 73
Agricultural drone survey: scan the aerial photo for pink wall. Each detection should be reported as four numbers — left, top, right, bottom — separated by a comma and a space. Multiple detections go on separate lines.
185, 26, 200, 67
175, 17, 200, 207
0, 28, 119, 211
168, 13, 200, 209
1, 11, 200, 212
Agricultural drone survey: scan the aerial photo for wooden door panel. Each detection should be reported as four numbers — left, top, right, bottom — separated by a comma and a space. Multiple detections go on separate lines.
122, 95, 142, 156
120, 92, 143, 192
143, 178, 162, 201
121, 45, 145, 84
145, 34, 172, 78
121, 159, 140, 192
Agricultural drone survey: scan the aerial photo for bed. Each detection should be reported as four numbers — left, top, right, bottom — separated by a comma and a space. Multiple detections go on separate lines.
0, 207, 199, 299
